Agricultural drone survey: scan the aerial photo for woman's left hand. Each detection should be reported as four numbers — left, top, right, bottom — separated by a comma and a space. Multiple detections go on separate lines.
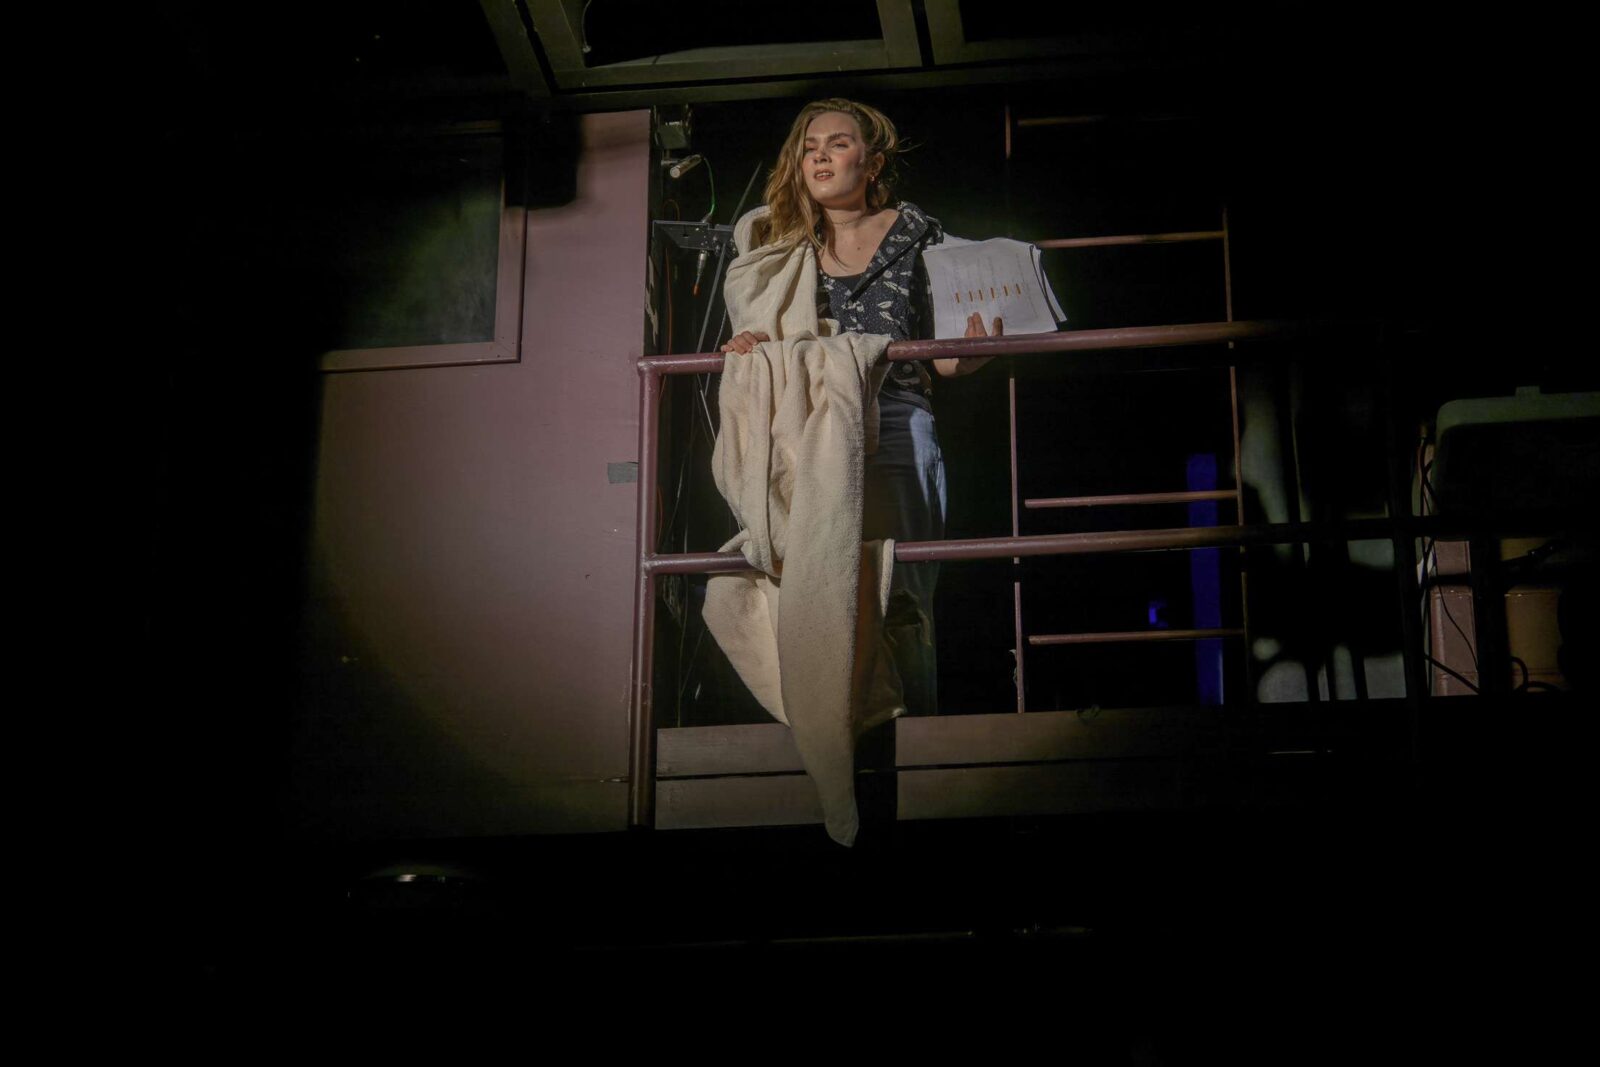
965, 312, 1001, 338
934, 313, 1000, 377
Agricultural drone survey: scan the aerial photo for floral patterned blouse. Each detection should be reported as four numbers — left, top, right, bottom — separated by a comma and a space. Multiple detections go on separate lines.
816, 201, 944, 411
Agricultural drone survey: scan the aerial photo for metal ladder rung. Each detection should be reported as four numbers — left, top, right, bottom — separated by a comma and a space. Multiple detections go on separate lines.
1024, 489, 1237, 509
1029, 628, 1244, 647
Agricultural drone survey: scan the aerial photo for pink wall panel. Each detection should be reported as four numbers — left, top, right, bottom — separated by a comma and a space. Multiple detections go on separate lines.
297, 111, 650, 838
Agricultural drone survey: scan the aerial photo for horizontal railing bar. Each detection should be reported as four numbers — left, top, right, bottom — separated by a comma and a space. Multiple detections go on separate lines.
637, 319, 1360, 376
1025, 490, 1237, 509
1036, 231, 1224, 249
643, 510, 1594, 576
643, 520, 1395, 575
1029, 627, 1245, 646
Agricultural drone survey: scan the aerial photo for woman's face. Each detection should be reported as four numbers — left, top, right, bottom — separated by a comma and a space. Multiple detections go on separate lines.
801, 110, 878, 211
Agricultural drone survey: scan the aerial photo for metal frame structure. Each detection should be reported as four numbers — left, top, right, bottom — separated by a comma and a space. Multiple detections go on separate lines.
996, 106, 1248, 713
627, 318, 1420, 829
473, 2, 1238, 112
522, 0, 923, 91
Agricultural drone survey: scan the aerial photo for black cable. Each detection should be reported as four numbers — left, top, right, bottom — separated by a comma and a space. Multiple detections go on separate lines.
673, 163, 766, 723
1418, 458, 1479, 686
657, 403, 701, 552
1423, 652, 1479, 693
693, 162, 762, 357
674, 614, 709, 725
660, 166, 748, 545
1420, 540, 1479, 671
1510, 657, 1564, 693
688, 163, 764, 441
726, 162, 764, 237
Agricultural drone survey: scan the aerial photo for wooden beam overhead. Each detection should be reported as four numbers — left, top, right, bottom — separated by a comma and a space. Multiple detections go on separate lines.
876, 0, 926, 69
525, 0, 588, 73
526, 55, 1183, 112
478, 0, 552, 99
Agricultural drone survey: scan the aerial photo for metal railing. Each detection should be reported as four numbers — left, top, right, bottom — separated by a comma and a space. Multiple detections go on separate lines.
628, 319, 1400, 828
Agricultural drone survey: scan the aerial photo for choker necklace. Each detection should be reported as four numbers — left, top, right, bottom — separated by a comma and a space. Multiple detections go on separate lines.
829, 211, 875, 232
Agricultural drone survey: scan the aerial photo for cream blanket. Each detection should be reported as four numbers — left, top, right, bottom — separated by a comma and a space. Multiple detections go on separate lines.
702, 208, 905, 846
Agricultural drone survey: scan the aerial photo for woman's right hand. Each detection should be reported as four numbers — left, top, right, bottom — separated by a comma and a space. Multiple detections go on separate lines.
720, 331, 771, 355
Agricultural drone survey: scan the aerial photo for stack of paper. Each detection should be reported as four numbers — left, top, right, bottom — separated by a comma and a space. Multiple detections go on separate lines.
921, 236, 1066, 339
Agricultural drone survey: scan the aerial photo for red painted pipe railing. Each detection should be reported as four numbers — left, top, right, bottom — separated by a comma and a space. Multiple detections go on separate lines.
637, 319, 1350, 377
627, 319, 1371, 828
641, 520, 1402, 576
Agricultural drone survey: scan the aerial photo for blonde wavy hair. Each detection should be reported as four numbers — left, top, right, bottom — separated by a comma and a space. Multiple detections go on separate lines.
752, 98, 901, 253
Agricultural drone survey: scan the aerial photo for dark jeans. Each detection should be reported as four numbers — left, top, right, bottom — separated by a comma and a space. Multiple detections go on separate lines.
864, 396, 947, 716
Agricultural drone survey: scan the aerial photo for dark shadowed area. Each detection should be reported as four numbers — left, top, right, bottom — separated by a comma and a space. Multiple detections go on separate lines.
134, 4, 1584, 1039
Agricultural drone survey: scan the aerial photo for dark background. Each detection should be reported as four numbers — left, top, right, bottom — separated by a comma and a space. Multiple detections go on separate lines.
126, 5, 1583, 1017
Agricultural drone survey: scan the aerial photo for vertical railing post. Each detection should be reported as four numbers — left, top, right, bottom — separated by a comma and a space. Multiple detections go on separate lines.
1008, 369, 1026, 713
1223, 203, 1254, 707
628, 364, 663, 828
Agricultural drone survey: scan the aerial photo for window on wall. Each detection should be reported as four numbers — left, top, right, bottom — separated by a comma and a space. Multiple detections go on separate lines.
306, 123, 528, 372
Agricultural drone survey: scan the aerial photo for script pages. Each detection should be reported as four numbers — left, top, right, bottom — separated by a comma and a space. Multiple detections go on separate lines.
922, 236, 1066, 339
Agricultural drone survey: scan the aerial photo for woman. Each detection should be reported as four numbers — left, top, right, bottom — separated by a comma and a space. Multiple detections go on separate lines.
720, 98, 999, 716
